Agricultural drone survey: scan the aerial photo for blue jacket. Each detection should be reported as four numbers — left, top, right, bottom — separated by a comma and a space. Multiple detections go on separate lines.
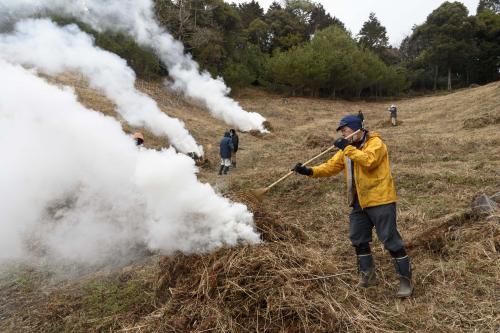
220, 133, 234, 158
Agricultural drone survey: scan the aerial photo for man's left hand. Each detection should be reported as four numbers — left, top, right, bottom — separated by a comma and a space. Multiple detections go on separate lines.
334, 138, 349, 150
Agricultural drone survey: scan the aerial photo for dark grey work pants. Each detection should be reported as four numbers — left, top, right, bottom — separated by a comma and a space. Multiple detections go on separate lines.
349, 198, 404, 252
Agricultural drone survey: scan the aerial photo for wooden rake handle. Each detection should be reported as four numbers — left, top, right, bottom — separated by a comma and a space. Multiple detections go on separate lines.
266, 129, 361, 191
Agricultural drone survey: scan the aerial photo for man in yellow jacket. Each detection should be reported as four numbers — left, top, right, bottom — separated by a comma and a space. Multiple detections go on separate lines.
292, 114, 413, 298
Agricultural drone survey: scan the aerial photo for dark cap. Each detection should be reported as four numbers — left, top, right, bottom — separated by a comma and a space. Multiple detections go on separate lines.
336, 114, 363, 131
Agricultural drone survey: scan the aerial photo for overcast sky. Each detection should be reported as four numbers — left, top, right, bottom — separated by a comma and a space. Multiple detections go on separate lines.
225, 0, 480, 46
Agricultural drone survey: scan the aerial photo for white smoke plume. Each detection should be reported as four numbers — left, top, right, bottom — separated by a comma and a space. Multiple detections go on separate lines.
0, 59, 260, 266
0, 0, 267, 132
0, 18, 202, 156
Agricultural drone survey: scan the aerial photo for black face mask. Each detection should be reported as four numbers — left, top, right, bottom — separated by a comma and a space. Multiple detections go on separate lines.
135, 138, 144, 146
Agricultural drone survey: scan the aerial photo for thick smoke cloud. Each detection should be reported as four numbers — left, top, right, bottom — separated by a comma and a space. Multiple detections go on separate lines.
0, 59, 260, 266
0, 18, 201, 155
0, 0, 267, 132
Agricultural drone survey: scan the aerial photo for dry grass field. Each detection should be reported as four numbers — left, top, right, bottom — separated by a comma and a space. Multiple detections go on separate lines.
0, 76, 498, 332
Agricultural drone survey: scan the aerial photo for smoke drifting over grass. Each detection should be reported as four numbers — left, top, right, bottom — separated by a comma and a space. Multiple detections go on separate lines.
0, 18, 202, 155
0, 0, 267, 132
0, 60, 260, 267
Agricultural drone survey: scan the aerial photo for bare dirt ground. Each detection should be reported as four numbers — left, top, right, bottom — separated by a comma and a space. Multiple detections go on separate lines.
1, 77, 499, 332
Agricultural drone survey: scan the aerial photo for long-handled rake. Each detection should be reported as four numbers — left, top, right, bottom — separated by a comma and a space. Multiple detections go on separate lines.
250, 129, 361, 201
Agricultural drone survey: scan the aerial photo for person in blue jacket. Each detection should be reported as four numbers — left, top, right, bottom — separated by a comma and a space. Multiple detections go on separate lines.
219, 131, 234, 175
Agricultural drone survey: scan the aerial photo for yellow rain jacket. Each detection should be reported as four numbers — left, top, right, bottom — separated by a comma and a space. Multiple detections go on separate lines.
311, 132, 397, 209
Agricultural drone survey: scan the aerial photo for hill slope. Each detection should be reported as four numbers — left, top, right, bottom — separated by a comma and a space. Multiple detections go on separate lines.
1, 79, 499, 332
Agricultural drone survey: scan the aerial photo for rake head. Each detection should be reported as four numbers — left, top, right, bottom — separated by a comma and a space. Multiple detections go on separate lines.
248, 187, 269, 202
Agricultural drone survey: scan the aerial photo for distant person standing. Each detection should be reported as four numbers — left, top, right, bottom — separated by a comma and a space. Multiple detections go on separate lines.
229, 128, 239, 167
388, 104, 397, 126
219, 131, 234, 175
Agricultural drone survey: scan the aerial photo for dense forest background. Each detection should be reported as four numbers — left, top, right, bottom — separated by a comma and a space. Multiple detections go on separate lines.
55, 0, 499, 98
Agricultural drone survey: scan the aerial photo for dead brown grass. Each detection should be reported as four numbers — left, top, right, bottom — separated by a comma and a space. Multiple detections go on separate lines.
1, 77, 499, 332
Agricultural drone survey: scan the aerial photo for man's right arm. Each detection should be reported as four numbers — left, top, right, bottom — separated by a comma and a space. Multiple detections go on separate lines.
310, 150, 345, 177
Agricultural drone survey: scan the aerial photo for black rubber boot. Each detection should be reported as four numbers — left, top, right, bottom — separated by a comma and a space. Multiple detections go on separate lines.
218, 165, 224, 175
358, 254, 376, 288
393, 256, 413, 298
223, 166, 229, 175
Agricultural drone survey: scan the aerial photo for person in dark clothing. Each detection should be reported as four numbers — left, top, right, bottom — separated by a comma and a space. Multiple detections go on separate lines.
292, 114, 413, 298
229, 129, 239, 167
219, 131, 234, 175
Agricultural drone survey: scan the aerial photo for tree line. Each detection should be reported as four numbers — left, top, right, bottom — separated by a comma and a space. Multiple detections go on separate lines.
53, 0, 500, 98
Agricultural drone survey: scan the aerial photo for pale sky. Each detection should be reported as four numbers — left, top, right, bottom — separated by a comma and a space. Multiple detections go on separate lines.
225, 0, 480, 46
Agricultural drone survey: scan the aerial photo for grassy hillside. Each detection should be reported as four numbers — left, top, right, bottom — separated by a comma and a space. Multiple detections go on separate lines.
1, 78, 498, 332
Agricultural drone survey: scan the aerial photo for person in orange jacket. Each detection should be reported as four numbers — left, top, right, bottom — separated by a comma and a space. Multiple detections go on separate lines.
292, 114, 412, 298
